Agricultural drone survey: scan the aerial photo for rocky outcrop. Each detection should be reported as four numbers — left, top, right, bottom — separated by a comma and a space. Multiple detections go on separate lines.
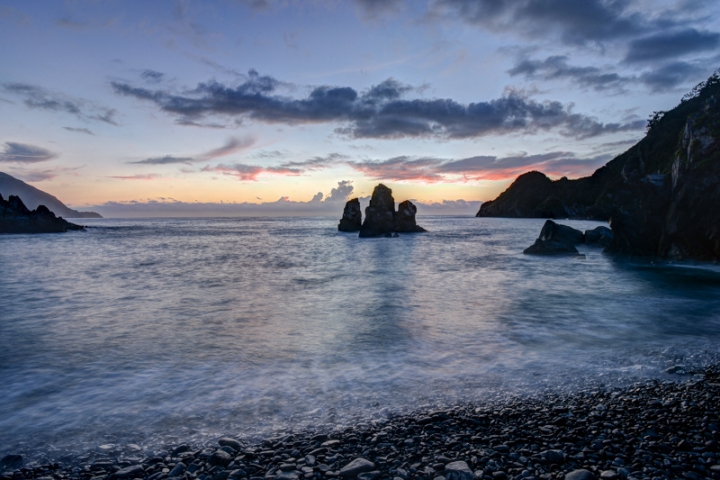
0, 194, 84, 234
482, 70, 720, 260
584, 226, 613, 247
358, 184, 426, 237
523, 220, 583, 255
338, 198, 362, 232
0, 171, 102, 218
394, 200, 426, 233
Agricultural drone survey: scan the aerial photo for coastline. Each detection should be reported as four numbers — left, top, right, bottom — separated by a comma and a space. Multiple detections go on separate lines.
3, 367, 719, 480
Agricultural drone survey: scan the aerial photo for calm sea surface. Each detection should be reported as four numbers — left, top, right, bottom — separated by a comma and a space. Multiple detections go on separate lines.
1, 216, 720, 461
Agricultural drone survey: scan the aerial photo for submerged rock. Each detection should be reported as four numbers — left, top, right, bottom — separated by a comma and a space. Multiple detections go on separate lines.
0, 194, 84, 234
338, 198, 362, 232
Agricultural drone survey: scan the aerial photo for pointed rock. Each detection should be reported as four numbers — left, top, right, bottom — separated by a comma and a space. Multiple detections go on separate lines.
359, 184, 395, 238
394, 200, 426, 233
338, 198, 362, 232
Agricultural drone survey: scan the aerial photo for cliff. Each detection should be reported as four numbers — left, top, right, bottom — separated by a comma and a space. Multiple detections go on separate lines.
477, 70, 720, 260
0, 194, 84, 234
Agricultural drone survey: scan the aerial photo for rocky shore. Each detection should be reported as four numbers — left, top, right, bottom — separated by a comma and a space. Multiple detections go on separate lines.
3, 367, 719, 480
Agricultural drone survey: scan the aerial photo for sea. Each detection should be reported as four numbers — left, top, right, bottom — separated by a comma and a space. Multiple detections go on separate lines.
1, 216, 720, 463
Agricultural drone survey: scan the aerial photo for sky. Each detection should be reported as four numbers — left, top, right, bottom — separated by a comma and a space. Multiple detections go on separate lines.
1, 0, 719, 216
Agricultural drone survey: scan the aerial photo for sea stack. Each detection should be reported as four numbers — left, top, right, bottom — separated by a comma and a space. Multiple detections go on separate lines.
357, 184, 426, 237
359, 184, 396, 237
338, 198, 362, 232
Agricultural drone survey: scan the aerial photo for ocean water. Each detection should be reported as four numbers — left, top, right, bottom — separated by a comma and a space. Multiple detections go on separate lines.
1, 216, 720, 462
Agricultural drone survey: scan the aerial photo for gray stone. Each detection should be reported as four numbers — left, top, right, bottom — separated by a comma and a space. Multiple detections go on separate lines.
210, 450, 233, 467
540, 450, 564, 464
565, 470, 595, 480
599, 471, 618, 480
275, 472, 299, 480
443, 461, 474, 480
111, 465, 145, 479
339, 458, 375, 478
338, 198, 362, 232
219, 438, 243, 451
168, 462, 186, 477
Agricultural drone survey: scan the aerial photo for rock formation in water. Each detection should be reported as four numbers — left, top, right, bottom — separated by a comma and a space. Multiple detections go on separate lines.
0, 171, 102, 218
0, 194, 84, 234
523, 220, 615, 255
357, 184, 426, 237
338, 198, 362, 232
479, 69, 720, 260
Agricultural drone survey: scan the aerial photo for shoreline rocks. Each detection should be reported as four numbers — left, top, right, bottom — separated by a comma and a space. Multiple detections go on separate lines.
4, 365, 720, 480
0, 194, 84, 234
523, 220, 614, 255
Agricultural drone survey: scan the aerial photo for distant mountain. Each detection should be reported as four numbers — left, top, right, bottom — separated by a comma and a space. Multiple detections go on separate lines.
477, 69, 720, 260
0, 172, 102, 218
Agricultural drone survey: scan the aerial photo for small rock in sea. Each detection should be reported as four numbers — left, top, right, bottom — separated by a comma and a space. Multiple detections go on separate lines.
443, 461, 473, 480
584, 226, 613, 246
110, 464, 144, 480
565, 470, 596, 480
0, 455, 23, 471
339, 458, 375, 478
338, 198, 363, 232
219, 438, 243, 451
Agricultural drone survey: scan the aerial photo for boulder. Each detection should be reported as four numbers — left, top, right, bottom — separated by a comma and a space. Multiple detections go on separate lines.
584, 226, 613, 246
0, 454, 23, 472
523, 220, 583, 255
359, 184, 395, 237
0, 194, 84, 234
339, 458, 375, 478
443, 461, 473, 480
338, 198, 362, 232
394, 200, 426, 233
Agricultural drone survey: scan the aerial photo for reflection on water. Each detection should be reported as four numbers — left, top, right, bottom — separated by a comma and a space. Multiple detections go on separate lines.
1, 216, 719, 461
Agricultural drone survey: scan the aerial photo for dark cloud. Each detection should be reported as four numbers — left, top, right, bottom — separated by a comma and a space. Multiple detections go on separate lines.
325, 180, 355, 202
639, 61, 708, 91
130, 155, 195, 165
141, 70, 165, 83
431, 0, 647, 46
349, 151, 613, 182
508, 56, 629, 91
63, 127, 95, 135
625, 29, 720, 63
0, 142, 57, 163
113, 71, 641, 139
354, 0, 405, 19
2, 82, 118, 125
279, 153, 347, 170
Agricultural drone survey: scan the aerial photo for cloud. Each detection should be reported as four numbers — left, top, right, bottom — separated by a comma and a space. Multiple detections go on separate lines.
129, 136, 255, 165
63, 126, 95, 135
349, 151, 613, 182
2, 82, 118, 125
0, 142, 57, 163
130, 155, 195, 165
430, 0, 648, 46
109, 174, 162, 180
202, 136, 255, 159
508, 56, 630, 92
141, 70, 165, 83
279, 153, 347, 170
325, 180, 355, 202
112, 71, 642, 139
202, 163, 303, 181
354, 0, 405, 19
624, 29, 720, 63
639, 61, 709, 91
